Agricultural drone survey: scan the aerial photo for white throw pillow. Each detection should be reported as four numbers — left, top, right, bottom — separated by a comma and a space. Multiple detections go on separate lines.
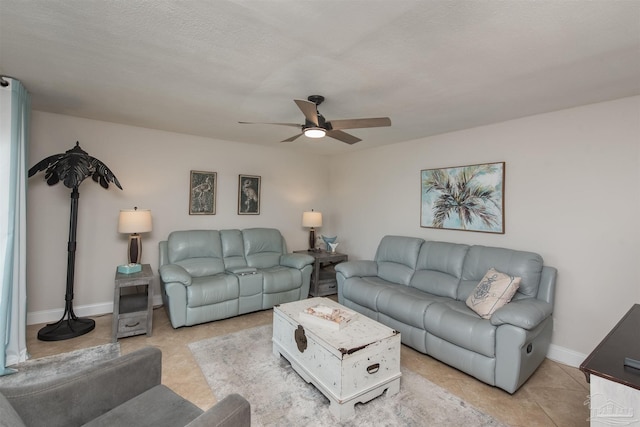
466, 268, 521, 319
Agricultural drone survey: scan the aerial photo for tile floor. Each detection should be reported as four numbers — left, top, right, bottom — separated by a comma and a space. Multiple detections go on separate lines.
25, 307, 591, 426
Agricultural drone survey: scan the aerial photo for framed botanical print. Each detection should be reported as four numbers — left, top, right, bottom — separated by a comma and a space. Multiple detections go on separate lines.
189, 170, 216, 215
238, 174, 260, 215
420, 162, 505, 233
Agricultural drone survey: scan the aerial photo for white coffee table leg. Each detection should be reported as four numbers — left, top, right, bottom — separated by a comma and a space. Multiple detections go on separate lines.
329, 398, 356, 421
386, 378, 400, 397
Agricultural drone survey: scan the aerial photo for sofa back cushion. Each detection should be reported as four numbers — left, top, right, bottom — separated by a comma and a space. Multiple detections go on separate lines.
221, 229, 248, 269
411, 241, 469, 298
374, 236, 424, 285
167, 230, 225, 277
459, 245, 543, 300
242, 228, 285, 268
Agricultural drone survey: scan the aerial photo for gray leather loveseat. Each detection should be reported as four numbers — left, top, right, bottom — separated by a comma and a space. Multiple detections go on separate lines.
336, 235, 557, 393
159, 228, 314, 328
0, 347, 250, 427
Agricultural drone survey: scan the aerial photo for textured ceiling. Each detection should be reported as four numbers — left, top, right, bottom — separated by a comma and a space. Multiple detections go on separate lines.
1, 0, 639, 155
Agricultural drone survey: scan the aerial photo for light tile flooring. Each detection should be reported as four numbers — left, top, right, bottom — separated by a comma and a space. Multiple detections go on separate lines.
25, 307, 590, 426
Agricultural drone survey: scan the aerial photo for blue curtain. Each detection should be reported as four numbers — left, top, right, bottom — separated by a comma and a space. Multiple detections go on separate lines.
0, 77, 30, 375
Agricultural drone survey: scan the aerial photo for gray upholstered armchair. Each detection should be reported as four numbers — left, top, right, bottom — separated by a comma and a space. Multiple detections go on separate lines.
0, 347, 250, 427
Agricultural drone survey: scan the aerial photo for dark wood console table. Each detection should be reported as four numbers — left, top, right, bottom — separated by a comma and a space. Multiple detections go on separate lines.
580, 303, 640, 390
579, 304, 640, 425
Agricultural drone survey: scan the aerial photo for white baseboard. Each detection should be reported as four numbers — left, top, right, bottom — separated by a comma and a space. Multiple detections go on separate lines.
546, 343, 587, 368
27, 295, 163, 325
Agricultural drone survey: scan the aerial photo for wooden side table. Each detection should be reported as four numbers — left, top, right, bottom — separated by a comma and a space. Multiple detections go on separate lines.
112, 264, 154, 342
295, 250, 348, 297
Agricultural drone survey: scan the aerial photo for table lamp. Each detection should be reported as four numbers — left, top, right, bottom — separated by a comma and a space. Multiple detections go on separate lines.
302, 209, 322, 251
118, 207, 152, 265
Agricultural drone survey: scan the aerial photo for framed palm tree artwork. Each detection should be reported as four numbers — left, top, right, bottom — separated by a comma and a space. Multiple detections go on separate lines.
421, 162, 505, 233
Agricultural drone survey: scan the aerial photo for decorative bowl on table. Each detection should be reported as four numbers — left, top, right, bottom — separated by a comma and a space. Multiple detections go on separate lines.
321, 235, 337, 251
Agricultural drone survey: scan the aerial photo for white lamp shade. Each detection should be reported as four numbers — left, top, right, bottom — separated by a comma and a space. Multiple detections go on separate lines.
118, 209, 153, 234
302, 211, 322, 228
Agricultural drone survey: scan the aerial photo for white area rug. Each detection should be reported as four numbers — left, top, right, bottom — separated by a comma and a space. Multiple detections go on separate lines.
189, 325, 505, 426
0, 343, 120, 387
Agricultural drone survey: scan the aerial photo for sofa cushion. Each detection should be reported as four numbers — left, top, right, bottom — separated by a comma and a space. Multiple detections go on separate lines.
84, 385, 202, 427
411, 241, 468, 298
376, 286, 445, 329
243, 228, 285, 268
375, 236, 424, 285
221, 229, 247, 269
174, 258, 226, 279
460, 245, 543, 299
168, 231, 225, 277
466, 268, 521, 319
261, 266, 302, 294
342, 277, 397, 312
168, 230, 223, 262
424, 300, 497, 358
187, 275, 239, 307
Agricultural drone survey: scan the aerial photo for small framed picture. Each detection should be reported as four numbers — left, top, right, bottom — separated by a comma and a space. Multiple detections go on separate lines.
238, 174, 261, 215
189, 170, 216, 215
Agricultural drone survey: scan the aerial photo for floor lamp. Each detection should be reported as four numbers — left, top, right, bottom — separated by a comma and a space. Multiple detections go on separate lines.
28, 142, 122, 341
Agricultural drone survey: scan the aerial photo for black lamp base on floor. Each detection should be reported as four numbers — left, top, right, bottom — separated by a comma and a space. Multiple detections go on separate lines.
37, 316, 95, 341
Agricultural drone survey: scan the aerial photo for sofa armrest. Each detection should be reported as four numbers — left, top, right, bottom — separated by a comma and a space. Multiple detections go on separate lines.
159, 264, 192, 286
335, 260, 378, 278
490, 298, 553, 330
280, 253, 314, 270
1, 347, 162, 427
185, 394, 251, 427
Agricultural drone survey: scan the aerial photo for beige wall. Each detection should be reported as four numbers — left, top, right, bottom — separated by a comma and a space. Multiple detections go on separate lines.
27, 96, 640, 365
330, 96, 640, 362
27, 112, 332, 322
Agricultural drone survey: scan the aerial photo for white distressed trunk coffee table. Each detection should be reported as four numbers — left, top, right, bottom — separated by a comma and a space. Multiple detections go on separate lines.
272, 297, 401, 421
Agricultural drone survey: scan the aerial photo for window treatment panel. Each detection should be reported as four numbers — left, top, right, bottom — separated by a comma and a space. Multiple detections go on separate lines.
0, 77, 30, 374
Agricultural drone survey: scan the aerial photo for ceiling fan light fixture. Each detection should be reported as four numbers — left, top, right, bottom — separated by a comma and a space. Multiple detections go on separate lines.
304, 127, 326, 138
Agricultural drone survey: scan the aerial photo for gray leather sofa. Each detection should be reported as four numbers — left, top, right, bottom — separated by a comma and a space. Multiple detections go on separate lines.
0, 347, 250, 427
336, 235, 557, 393
159, 228, 314, 328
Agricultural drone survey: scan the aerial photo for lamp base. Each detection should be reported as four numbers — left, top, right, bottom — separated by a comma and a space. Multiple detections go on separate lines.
128, 234, 142, 264
37, 317, 95, 341
308, 228, 316, 251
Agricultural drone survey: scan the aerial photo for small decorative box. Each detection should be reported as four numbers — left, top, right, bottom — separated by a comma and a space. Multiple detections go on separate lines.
117, 263, 142, 274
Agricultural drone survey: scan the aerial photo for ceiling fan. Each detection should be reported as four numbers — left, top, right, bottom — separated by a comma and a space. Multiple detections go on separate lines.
239, 95, 391, 144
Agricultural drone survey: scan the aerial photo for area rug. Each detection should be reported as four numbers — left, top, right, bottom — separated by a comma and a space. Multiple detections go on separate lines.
189, 325, 505, 426
0, 343, 120, 387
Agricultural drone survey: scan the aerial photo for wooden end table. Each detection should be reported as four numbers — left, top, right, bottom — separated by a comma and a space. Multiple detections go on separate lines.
112, 264, 154, 342
295, 250, 348, 297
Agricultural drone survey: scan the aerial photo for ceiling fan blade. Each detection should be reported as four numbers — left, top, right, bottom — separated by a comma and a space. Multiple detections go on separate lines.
293, 99, 319, 126
281, 133, 303, 143
328, 117, 391, 130
238, 121, 301, 128
326, 130, 362, 145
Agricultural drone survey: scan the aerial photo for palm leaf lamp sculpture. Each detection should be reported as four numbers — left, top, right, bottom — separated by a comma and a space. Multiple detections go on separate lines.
29, 142, 122, 341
